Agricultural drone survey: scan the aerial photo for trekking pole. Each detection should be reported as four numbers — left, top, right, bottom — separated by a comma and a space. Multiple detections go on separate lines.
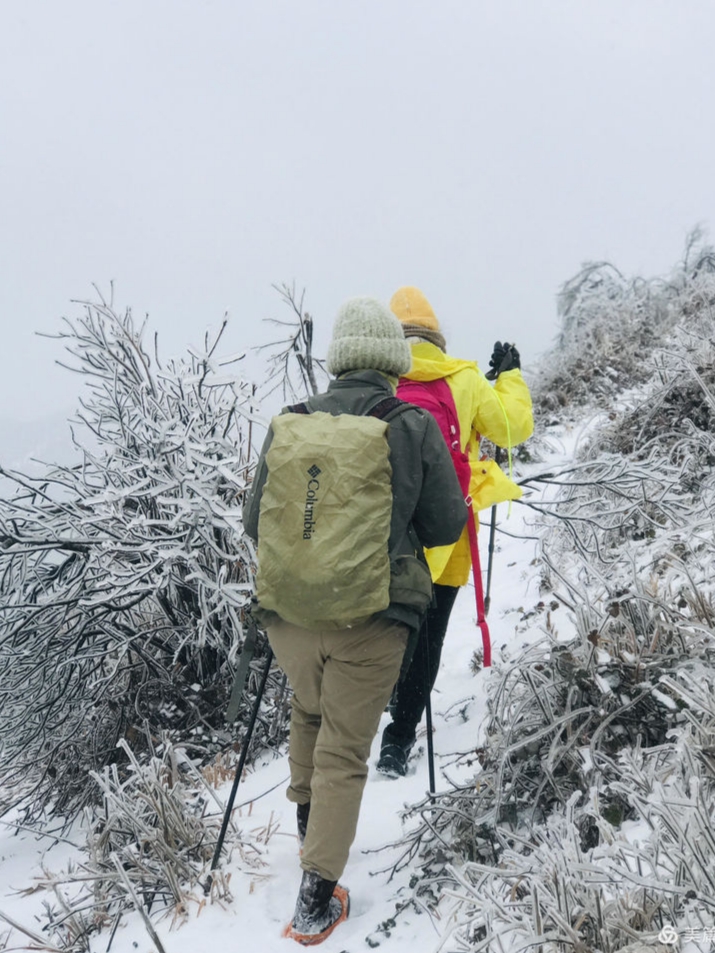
225, 611, 260, 724
483, 446, 504, 617
421, 623, 436, 798
204, 646, 274, 894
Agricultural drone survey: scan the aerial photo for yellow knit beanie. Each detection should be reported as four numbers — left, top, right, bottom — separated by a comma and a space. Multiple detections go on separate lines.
389, 286, 440, 331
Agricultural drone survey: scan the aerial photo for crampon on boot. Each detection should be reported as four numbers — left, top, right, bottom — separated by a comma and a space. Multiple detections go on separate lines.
283, 869, 349, 946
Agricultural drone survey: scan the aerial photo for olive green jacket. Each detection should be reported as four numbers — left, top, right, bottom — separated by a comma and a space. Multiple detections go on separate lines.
243, 370, 467, 633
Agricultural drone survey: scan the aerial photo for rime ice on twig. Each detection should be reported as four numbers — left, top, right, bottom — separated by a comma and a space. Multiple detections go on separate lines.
256, 282, 328, 401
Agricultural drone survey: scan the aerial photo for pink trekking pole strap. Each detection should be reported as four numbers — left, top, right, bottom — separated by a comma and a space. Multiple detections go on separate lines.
465, 498, 492, 668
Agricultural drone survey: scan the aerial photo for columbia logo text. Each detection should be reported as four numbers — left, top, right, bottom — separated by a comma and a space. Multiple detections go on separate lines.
303, 465, 321, 539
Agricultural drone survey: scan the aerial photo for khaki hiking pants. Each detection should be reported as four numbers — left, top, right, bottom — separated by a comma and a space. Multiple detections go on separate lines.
267, 616, 408, 882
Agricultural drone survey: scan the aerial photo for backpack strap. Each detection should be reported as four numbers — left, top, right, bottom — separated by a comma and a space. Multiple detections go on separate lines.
285, 402, 310, 415
366, 395, 409, 420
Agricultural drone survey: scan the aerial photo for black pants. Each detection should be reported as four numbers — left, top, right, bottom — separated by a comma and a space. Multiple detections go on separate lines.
383, 583, 460, 747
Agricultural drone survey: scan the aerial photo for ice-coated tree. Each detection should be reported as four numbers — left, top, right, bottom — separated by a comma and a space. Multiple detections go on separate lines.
257, 281, 329, 400
0, 291, 265, 818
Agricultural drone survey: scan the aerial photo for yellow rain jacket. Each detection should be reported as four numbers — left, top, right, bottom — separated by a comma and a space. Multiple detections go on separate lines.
402, 342, 534, 586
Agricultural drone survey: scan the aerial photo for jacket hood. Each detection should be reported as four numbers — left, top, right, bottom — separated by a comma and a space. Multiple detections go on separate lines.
402, 342, 478, 381
330, 367, 397, 390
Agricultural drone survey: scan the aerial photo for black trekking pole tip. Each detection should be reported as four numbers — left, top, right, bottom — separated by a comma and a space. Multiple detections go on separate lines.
203, 873, 214, 896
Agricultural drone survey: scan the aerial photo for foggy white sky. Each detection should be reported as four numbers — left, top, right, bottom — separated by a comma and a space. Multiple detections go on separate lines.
2, 0, 715, 424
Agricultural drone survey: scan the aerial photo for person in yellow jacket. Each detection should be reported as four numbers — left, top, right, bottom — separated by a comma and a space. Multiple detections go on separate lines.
377, 286, 534, 778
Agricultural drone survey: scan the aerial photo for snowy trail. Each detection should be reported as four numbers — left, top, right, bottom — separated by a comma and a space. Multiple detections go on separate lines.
0, 456, 565, 953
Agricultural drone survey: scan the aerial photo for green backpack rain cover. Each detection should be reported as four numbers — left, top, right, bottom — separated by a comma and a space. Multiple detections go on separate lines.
256, 410, 394, 629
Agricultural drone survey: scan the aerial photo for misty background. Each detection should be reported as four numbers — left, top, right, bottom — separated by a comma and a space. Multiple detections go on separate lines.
2, 0, 715, 464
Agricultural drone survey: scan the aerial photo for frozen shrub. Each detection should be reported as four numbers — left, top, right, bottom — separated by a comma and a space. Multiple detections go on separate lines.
529, 229, 715, 429
0, 294, 281, 819
395, 233, 715, 951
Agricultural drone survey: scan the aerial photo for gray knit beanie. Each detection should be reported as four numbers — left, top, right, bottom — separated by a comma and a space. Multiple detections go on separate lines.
326, 297, 412, 377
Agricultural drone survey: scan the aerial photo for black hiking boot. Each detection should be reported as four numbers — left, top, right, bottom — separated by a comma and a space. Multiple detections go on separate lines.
376, 726, 415, 778
283, 869, 350, 945
296, 802, 310, 849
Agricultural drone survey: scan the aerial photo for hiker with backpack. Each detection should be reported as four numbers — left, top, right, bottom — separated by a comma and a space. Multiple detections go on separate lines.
242, 296, 467, 945
376, 285, 534, 779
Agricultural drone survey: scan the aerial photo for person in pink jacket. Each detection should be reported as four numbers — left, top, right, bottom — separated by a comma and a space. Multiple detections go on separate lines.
377, 286, 534, 777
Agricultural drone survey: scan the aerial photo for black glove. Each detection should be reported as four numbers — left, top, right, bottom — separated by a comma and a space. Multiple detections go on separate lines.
486, 341, 521, 380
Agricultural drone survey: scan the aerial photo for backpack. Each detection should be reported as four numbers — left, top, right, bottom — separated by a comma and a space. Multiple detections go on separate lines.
396, 377, 492, 666
396, 378, 472, 496
255, 396, 413, 630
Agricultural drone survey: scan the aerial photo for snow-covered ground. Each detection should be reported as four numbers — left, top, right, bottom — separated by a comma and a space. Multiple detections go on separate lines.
0, 436, 575, 953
